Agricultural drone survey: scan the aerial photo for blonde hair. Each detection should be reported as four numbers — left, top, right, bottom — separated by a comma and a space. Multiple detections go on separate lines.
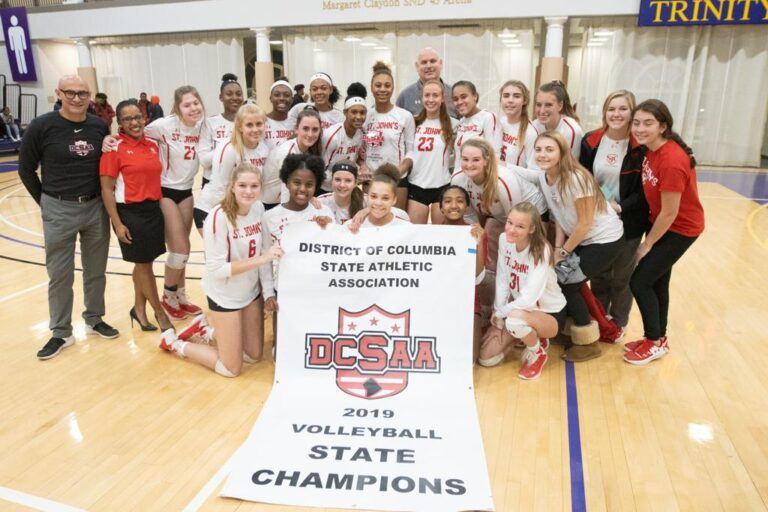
499, 80, 532, 159
510, 202, 552, 267
460, 138, 499, 215
537, 131, 607, 213
220, 162, 261, 227
230, 103, 266, 162
601, 89, 636, 135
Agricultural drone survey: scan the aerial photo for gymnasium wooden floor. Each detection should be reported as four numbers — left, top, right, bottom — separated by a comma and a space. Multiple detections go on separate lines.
1, 156, 767, 512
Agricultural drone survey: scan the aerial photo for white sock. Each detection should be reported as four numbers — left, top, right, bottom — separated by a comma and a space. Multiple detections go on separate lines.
172, 340, 188, 356
529, 340, 541, 352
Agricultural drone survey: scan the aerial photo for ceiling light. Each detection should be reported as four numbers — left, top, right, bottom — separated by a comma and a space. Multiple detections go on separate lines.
594, 31, 614, 36
587, 42, 604, 47
590, 37, 608, 42
360, 42, 377, 47
344, 36, 362, 42
269, 40, 282, 45
498, 32, 518, 39
374, 46, 390, 50
313, 48, 322, 52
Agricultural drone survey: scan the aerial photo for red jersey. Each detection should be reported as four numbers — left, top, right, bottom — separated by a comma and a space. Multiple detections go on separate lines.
99, 134, 162, 203
641, 141, 704, 237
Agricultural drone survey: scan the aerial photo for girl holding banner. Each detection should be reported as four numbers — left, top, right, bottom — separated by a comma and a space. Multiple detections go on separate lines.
160, 163, 283, 377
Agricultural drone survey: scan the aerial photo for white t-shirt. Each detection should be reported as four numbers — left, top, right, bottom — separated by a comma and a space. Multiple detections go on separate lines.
451, 165, 547, 224
407, 117, 459, 189
202, 203, 274, 307
494, 239, 566, 318
263, 117, 295, 151
362, 106, 415, 172
592, 135, 629, 202
538, 171, 624, 245
454, 109, 502, 159
287, 102, 344, 130
196, 142, 270, 213
262, 140, 301, 205
261, 203, 335, 295
144, 115, 206, 190
361, 215, 411, 229
532, 115, 584, 159
199, 114, 234, 181
500, 118, 538, 168
322, 123, 364, 191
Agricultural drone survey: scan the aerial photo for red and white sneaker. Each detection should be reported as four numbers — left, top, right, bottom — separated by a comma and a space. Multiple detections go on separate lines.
159, 328, 178, 352
196, 326, 215, 345
177, 314, 208, 341
623, 338, 669, 365
162, 293, 187, 320
518, 346, 548, 380
540, 337, 550, 351
624, 335, 666, 353
177, 289, 202, 316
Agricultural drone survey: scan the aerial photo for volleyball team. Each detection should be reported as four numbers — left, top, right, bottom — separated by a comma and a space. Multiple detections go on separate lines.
100, 47, 704, 381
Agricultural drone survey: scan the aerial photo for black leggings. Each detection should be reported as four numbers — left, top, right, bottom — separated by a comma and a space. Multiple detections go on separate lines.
560, 237, 624, 325
630, 231, 697, 340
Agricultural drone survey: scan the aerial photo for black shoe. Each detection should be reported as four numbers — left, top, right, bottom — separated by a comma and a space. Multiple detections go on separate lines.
86, 321, 120, 339
37, 336, 75, 360
130, 307, 158, 331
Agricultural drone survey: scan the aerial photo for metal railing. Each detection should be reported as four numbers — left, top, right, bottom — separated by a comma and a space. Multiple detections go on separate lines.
1, 75, 39, 125
20, 93, 38, 126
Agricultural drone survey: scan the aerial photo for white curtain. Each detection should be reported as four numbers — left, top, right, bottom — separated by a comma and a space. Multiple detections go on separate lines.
283, 23, 535, 113
568, 18, 768, 167
91, 32, 245, 119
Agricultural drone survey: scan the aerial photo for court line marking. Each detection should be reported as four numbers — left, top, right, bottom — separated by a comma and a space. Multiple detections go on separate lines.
0, 185, 43, 237
565, 361, 587, 512
746, 202, 768, 250
0, 486, 86, 512
0, 280, 47, 303
183, 450, 238, 512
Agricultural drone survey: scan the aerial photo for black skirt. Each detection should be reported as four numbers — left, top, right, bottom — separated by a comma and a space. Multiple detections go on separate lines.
116, 200, 166, 263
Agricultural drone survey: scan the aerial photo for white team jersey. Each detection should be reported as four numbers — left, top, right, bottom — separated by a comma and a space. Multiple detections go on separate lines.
261, 203, 335, 295
362, 106, 415, 171
494, 239, 566, 318
407, 117, 459, 189
199, 114, 234, 181
322, 123, 364, 191
454, 110, 502, 159
287, 102, 344, 130
361, 215, 411, 229
451, 165, 547, 224
500, 118, 539, 168
202, 203, 275, 307
538, 171, 624, 245
264, 117, 295, 150
262, 140, 301, 205
196, 142, 270, 213
144, 115, 206, 190
532, 115, 584, 159
318, 192, 410, 224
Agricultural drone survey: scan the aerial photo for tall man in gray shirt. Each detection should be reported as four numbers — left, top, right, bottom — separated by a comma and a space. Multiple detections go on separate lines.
18, 75, 119, 360
395, 47, 457, 119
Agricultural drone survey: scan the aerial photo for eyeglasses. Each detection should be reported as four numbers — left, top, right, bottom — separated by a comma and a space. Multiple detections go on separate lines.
60, 90, 91, 100
119, 115, 144, 124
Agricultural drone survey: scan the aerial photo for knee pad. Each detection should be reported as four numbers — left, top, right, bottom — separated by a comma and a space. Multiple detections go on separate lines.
166, 252, 189, 270
214, 360, 237, 378
505, 317, 532, 339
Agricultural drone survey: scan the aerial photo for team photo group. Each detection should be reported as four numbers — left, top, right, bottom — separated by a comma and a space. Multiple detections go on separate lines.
18, 45, 705, 382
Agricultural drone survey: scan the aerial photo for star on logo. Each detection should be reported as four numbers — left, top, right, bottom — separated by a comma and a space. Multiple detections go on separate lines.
391, 323, 400, 333
369, 317, 379, 326
346, 322, 358, 332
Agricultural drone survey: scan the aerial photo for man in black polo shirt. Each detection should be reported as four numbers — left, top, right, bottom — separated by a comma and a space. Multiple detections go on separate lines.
19, 75, 119, 360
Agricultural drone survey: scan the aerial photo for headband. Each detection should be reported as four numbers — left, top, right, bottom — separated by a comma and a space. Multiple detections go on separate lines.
310, 73, 333, 86
332, 161, 358, 177
344, 97, 367, 110
271, 80, 292, 92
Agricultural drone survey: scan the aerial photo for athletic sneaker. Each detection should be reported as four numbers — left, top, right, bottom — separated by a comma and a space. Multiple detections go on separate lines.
177, 289, 202, 316
624, 335, 666, 353
162, 293, 187, 320
37, 336, 75, 360
177, 314, 208, 341
196, 326, 215, 345
623, 338, 669, 365
518, 346, 548, 380
158, 328, 178, 353
85, 321, 119, 339
540, 337, 550, 351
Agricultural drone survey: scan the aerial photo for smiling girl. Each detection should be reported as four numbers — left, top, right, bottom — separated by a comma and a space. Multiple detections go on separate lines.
357, 164, 411, 229
286, 72, 344, 129
452, 80, 502, 158
264, 77, 295, 150
321, 83, 367, 194
199, 74, 244, 189
499, 80, 538, 168
533, 80, 584, 159
160, 163, 283, 377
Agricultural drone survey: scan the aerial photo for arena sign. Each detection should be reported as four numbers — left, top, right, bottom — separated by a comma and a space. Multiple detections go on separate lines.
639, 0, 768, 26
222, 223, 494, 511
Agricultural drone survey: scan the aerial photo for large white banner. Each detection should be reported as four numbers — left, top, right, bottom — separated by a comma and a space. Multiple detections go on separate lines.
221, 223, 494, 512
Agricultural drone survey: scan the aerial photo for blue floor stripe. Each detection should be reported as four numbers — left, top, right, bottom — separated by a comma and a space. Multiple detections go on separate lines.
565, 361, 587, 512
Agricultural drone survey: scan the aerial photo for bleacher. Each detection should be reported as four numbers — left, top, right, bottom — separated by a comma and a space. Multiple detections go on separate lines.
0, 74, 38, 153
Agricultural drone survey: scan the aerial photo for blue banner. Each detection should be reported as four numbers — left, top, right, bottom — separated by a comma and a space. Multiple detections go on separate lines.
1, 7, 37, 81
639, 0, 768, 26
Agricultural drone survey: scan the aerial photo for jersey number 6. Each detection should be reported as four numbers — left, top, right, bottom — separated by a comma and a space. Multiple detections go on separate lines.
248, 239, 257, 258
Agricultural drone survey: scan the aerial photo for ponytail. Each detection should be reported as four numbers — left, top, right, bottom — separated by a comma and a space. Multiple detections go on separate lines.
538, 80, 579, 123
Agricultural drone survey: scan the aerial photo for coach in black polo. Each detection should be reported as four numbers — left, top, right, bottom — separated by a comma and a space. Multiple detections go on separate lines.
19, 75, 119, 360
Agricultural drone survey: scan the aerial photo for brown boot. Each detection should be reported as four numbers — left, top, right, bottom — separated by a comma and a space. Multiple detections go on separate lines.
561, 321, 601, 362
